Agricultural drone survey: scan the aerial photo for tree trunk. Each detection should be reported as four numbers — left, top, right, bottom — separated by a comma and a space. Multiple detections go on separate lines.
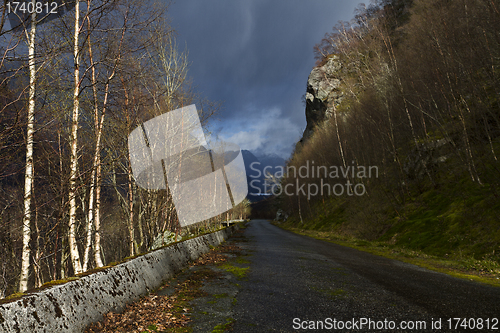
93, 158, 104, 267
33, 206, 43, 288
83, 111, 105, 271
128, 160, 136, 255
68, 0, 82, 275
19, 5, 37, 293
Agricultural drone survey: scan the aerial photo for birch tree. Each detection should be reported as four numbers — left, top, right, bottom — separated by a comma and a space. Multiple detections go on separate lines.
68, 0, 83, 275
83, 5, 125, 270
19, 1, 37, 293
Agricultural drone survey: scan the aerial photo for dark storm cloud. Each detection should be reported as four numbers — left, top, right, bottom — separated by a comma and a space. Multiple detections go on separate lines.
167, 0, 361, 158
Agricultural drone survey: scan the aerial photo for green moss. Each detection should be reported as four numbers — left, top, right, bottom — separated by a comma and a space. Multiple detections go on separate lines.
106, 261, 120, 267
211, 318, 235, 333
39, 277, 80, 288
378, 182, 500, 260
206, 294, 228, 305
233, 257, 251, 264
219, 263, 249, 279
311, 286, 347, 298
123, 254, 142, 261
3, 292, 26, 301
146, 324, 158, 331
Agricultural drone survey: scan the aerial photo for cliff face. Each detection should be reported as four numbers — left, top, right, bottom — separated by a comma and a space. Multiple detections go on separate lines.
300, 55, 344, 143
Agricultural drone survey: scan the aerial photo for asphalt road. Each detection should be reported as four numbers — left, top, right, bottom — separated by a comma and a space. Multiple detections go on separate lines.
228, 220, 500, 332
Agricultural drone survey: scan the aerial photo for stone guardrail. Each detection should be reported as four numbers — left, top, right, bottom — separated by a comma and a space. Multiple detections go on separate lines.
0, 224, 240, 332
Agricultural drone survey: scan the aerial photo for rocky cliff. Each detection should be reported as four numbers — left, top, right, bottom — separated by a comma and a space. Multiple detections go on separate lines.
300, 55, 344, 143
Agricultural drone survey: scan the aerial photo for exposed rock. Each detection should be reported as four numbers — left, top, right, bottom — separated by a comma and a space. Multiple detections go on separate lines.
300, 55, 344, 143
275, 209, 288, 222
150, 230, 184, 251
403, 138, 451, 180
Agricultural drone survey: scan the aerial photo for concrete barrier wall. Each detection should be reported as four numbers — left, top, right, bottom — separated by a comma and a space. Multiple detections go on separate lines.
0, 225, 238, 333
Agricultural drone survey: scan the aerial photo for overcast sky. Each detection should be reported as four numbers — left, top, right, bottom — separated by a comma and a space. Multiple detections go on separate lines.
166, 0, 362, 159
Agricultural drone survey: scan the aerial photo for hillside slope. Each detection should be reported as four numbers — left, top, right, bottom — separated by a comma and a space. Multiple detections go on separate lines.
276, 0, 500, 279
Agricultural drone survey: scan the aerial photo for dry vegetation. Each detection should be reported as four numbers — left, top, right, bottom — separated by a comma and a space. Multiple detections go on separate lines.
278, 0, 500, 264
85, 243, 240, 333
0, 0, 250, 298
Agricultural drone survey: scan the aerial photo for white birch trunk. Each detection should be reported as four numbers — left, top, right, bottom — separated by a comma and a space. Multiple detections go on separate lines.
87, 10, 125, 268
19, 5, 37, 293
68, 0, 82, 275
83, 112, 104, 271
85, 23, 101, 270
83, 175, 94, 271
94, 158, 104, 267
128, 160, 135, 256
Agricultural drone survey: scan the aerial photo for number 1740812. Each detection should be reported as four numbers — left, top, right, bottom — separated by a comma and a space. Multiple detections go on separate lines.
7, 1, 59, 15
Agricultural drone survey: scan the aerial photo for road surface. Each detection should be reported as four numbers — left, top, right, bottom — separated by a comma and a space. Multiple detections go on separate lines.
224, 220, 500, 332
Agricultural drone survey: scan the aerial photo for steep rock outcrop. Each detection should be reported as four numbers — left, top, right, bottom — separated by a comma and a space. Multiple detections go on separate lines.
300, 55, 344, 143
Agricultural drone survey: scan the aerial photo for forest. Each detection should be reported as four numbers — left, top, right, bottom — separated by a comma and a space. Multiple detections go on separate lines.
0, 0, 250, 298
277, 0, 500, 274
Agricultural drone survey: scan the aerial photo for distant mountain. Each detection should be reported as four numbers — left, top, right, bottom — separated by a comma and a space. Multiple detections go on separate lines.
255, 153, 286, 172
241, 150, 261, 181
241, 150, 265, 199
241, 150, 286, 202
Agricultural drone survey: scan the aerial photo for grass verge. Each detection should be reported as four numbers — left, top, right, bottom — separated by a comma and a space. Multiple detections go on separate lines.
274, 223, 500, 288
